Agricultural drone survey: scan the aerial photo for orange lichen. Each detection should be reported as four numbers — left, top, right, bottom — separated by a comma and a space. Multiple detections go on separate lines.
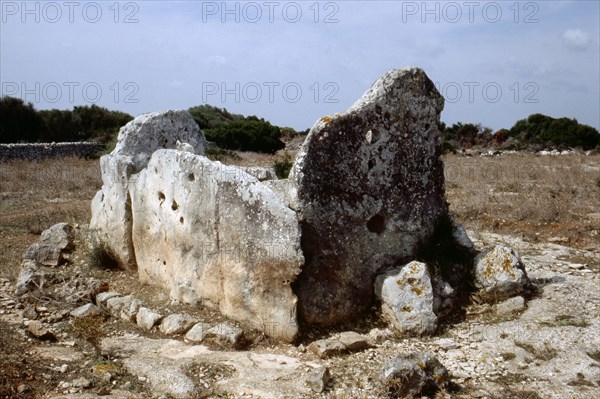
320, 115, 333, 124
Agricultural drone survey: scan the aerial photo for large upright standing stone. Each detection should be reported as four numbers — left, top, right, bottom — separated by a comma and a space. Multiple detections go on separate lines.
90, 110, 205, 270
290, 67, 448, 325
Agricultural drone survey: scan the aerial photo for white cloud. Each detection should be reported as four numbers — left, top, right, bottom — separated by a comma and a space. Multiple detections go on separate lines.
562, 29, 592, 50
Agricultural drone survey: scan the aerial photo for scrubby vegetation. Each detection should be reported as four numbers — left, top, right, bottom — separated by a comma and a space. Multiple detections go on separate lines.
204, 119, 285, 154
3, 96, 597, 155
505, 113, 600, 150
188, 104, 288, 154
0, 96, 133, 144
440, 114, 599, 153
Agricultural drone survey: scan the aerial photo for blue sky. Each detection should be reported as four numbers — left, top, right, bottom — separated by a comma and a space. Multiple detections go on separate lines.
1, 0, 599, 131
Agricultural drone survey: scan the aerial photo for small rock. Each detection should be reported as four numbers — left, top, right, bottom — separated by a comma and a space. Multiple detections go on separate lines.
368, 327, 394, 344
380, 352, 449, 398
239, 166, 278, 181
22, 305, 38, 320
26, 321, 56, 340
473, 245, 531, 303
72, 377, 92, 388
17, 384, 30, 393
184, 322, 210, 343
496, 296, 525, 315
308, 339, 346, 359
374, 261, 438, 336
451, 369, 470, 379
307, 366, 330, 393
40, 222, 75, 251
70, 303, 104, 319
159, 314, 196, 335
15, 265, 46, 296
136, 307, 162, 330
450, 215, 476, 253
435, 338, 459, 351
96, 291, 122, 306
120, 298, 142, 322
204, 323, 244, 347
106, 295, 135, 317
338, 331, 375, 351
22, 242, 63, 267
432, 275, 456, 317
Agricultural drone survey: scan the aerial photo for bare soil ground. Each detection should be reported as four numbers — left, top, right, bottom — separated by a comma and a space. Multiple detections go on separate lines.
0, 152, 598, 398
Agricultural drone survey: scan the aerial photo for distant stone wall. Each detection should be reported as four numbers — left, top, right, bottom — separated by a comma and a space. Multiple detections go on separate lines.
0, 142, 104, 162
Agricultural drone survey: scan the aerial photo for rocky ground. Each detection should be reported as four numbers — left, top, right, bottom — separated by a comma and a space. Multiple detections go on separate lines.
1, 152, 598, 398
1, 227, 599, 399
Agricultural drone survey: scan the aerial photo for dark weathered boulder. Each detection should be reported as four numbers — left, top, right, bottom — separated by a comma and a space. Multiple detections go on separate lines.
380, 352, 449, 397
290, 67, 448, 325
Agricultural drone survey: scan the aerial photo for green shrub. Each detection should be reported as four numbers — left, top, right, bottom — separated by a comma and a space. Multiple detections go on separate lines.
204, 120, 285, 154
188, 104, 245, 130
0, 96, 133, 144
507, 113, 600, 150
0, 96, 46, 143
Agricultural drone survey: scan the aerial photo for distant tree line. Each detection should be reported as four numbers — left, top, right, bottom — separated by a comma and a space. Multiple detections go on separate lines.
0, 96, 133, 144
504, 114, 600, 150
440, 114, 599, 153
3, 96, 597, 153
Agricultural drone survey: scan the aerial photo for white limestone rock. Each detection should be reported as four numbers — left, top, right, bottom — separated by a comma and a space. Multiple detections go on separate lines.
159, 314, 196, 335
128, 150, 303, 342
90, 110, 206, 271
375, 261, 438, 336
136, 307, 163, 331
474, 244, 531, 303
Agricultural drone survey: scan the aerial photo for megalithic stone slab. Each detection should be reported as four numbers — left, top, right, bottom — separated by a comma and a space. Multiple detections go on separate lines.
129, 150, 303, 342
290, 67, 448, 325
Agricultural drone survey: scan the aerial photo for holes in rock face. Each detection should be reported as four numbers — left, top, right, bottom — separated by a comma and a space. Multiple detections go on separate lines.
179, 216, 184, 224
425, 123, 430, 130
188, 173, 195, 182
368, 159, 376, 170
158, 191, 165, 204
163, 260, 166, 266
171, 200, 179, 211
367, 213, 386, 234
